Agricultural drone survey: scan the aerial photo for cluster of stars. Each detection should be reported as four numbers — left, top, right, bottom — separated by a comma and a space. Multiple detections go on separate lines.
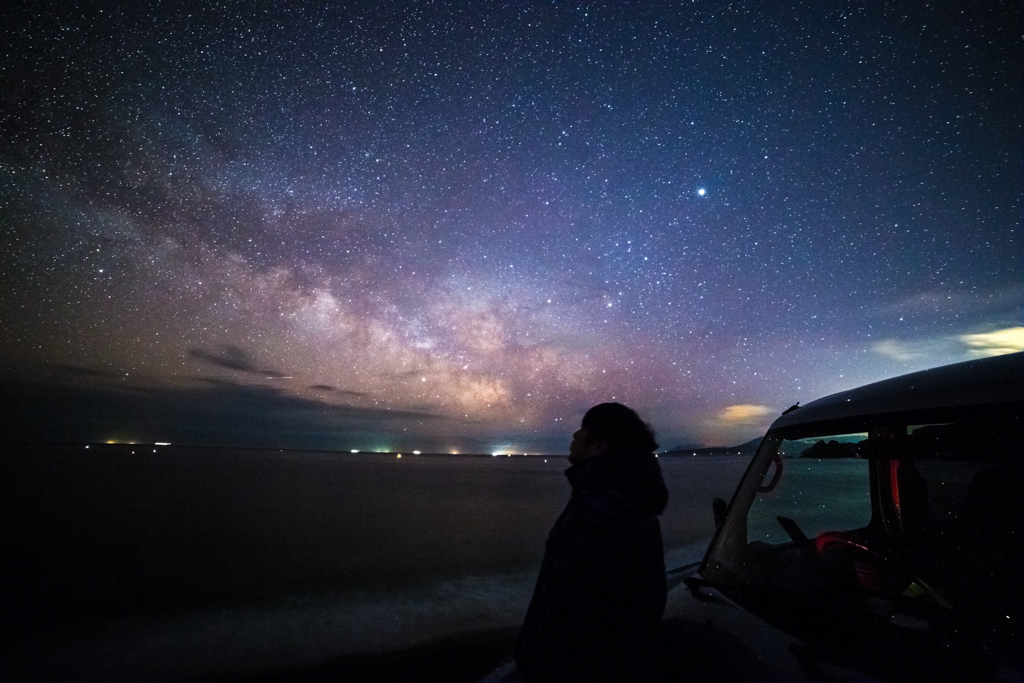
0, 1, 1019, 451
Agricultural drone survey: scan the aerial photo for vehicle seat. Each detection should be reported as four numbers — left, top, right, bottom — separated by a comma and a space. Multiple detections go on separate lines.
926, 468, 1024, 619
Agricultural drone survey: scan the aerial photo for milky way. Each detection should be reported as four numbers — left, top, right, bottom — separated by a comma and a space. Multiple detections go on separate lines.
1, 1, 1020, 452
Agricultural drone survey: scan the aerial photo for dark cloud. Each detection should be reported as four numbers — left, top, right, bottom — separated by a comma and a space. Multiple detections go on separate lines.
0, 377, 444, 450
50, 364, 128, 380
309, 384, 368, 398
189, 346, 285, 379
383, 369, 436, 379
339, 389, 370, 398
45, 365, 159, 394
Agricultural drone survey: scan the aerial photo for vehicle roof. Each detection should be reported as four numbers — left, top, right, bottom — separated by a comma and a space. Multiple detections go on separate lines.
769, 351, 1024, 431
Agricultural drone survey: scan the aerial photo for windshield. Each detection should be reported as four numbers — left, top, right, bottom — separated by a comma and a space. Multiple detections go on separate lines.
704, 412, 1023, 627
747, 432, 871, 547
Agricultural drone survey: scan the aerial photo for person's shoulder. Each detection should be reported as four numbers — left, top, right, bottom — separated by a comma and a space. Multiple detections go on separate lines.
572, 487, 643, 525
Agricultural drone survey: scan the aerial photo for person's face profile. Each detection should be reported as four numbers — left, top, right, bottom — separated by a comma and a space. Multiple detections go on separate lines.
568, 427, 607, 464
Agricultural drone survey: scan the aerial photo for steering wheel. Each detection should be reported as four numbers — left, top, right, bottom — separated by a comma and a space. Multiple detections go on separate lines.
815, 531, 885, 560
813, 530, 919, 594
777, 522, 950, 606
778, 519, 890, 586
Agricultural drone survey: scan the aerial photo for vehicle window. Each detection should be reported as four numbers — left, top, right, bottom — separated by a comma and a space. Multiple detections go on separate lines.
913, 460, 991, 523
747, 433, 871, 546
905, 421, 1021, 523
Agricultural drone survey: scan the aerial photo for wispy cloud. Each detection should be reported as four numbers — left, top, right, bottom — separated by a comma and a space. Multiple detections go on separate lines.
960, 326, 1024, 357
718, 404, 773, 425
872, 339, 926, 362
885, 284, 1024, 316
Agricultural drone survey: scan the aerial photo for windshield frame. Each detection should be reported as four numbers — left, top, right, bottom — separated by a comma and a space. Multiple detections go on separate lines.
700, 399, 1023, 583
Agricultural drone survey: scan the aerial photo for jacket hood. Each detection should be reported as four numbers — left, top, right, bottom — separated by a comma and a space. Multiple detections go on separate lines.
566, 450, 668, 515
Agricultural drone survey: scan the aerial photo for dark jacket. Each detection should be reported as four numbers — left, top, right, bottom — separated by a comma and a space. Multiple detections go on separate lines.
515, 450, 668, 682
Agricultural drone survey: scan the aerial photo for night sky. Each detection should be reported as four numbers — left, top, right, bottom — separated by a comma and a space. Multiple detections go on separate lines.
1, 1, 1021, 453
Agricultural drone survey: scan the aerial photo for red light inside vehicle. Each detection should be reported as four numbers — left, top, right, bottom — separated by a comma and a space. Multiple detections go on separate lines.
889, 460, 901, 514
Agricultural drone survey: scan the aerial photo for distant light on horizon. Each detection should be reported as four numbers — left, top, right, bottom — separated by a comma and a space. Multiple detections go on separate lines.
155, 442, 171, 446
351, 449, 359, 453
413, 450, 421, 454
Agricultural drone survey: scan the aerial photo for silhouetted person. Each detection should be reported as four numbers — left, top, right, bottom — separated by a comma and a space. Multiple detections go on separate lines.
515, 403, 668, 682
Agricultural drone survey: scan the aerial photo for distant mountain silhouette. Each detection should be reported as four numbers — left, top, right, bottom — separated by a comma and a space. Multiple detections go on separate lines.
798, 439, 860, 458
663, 437, 762, 456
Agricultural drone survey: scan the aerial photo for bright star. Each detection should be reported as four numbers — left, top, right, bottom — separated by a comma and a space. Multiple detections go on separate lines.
698, 188, 706, 196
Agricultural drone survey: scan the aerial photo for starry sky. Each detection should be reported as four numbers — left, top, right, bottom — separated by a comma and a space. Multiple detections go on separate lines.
1, 1, 1021, 453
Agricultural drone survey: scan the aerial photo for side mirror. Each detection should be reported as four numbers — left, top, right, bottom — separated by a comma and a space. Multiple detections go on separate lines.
712, 497, 727, 529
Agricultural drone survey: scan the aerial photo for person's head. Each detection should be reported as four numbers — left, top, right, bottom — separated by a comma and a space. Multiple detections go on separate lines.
568, 402, 658, 464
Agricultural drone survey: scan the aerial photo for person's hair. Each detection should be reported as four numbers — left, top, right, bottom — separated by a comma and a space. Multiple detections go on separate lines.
581, 402, 658, 453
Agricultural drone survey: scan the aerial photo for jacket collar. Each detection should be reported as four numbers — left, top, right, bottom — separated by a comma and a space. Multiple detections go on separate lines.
565, 450, 668, 515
